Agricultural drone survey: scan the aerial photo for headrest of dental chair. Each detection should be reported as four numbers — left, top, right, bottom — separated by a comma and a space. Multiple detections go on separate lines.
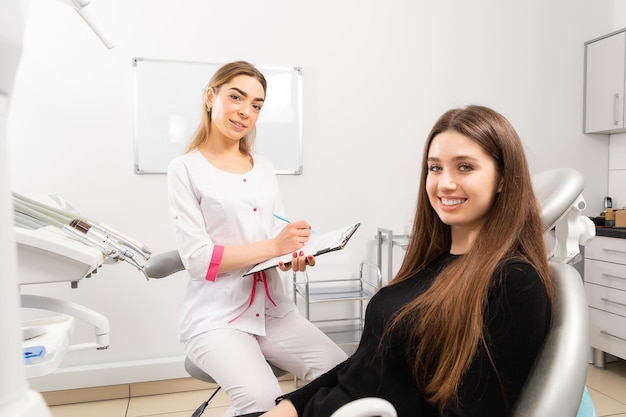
532, 168, 585, 232
143, 250, 185, 279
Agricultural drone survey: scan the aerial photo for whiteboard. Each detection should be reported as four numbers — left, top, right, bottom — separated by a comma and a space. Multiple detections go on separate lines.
132, 58, 303, 174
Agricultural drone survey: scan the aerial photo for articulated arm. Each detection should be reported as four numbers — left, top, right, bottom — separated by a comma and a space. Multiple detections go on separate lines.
21, 294, 110, 350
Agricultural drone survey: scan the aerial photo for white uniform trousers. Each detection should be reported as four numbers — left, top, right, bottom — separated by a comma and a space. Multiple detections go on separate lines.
184, 310, 348, 417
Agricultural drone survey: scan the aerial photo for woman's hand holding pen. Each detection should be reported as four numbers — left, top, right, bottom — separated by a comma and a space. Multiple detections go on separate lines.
273, 220, 316, 272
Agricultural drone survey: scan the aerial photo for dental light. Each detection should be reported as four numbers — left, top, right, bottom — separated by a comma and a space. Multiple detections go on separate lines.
55, 0, 115, 49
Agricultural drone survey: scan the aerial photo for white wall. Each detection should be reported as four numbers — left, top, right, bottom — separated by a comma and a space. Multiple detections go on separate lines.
8, 0, 615, 391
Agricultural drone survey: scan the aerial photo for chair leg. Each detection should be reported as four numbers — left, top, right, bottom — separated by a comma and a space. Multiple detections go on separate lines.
191, 386, 221, 417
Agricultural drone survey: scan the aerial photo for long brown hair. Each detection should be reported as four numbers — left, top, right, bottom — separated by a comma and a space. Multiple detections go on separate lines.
385, 105, 553, 411
184, 61, 267, 155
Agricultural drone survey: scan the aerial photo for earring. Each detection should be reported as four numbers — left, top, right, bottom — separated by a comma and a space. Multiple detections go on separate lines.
207, 107, 211, 113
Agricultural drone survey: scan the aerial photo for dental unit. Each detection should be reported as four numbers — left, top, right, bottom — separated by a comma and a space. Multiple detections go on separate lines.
14, 191, 152, 378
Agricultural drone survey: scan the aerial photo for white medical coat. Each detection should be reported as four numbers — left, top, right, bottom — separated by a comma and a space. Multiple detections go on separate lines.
168, 150, 296, 340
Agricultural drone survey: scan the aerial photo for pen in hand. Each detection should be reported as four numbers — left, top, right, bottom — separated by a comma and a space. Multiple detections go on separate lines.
273, 213, 315, 234
273, 213, 315, 269
272, 213, 291, 224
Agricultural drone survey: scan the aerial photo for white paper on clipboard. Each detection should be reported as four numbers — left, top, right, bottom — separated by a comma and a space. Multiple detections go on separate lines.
243, 223, 360, 276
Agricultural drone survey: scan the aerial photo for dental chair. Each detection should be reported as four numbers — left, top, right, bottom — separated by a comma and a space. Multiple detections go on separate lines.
145, 167, 596, 417
328, 168, 596, 417
511, 168, 596, 417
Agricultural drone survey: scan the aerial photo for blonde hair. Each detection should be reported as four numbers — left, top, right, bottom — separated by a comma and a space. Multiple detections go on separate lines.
185, 61, 267, 155
384, 105, 553, 411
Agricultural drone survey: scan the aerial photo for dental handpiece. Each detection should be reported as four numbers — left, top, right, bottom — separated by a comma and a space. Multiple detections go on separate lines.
66, 219, 145, 269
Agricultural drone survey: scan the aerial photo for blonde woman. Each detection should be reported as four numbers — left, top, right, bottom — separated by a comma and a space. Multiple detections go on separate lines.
168, 61, 347, 417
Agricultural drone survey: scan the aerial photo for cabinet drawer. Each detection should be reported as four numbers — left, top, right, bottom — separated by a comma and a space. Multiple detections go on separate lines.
585, 236, 626, 263
585, 282, 626, 317
584, 259, 626, 292
589, 308, 626, 361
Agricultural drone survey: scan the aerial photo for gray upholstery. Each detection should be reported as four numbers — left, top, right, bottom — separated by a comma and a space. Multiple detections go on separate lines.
143, 249, 184, 279
512, 261, 589, 417
184, 356, 288, 384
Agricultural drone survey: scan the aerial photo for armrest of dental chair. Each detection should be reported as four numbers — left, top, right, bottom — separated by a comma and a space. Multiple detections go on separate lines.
329, 397, 397, 417
143, 250, 184, 279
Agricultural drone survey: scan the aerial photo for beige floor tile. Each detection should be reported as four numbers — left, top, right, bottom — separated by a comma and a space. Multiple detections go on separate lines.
587, 361, 626, 404
587, 387, 626, 417
48, 398, 128, 417
127, 388, 228, 417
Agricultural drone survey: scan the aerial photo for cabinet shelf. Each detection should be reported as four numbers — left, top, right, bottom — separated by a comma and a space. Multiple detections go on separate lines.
317, 324, 365, 346
293, 261, 382, 350
294, 278, 378, 303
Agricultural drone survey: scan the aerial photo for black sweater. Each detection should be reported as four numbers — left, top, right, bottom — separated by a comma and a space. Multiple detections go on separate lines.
280, 254, 551, 417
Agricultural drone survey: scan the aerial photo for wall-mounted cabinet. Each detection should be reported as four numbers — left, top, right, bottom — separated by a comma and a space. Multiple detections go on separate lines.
584, 29, 626, 134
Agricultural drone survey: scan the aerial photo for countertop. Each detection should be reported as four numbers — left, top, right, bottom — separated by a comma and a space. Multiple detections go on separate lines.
595, 227, 626, 239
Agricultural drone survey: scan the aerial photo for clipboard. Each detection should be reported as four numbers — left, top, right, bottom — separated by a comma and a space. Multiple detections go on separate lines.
244, 223, 360, 276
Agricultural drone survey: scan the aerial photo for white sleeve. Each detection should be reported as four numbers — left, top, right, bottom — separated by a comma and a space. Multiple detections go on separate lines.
167, 158, 218, 280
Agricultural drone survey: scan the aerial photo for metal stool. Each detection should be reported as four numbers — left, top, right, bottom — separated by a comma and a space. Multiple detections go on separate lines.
184, 356, 288, 417
143, 252, 290, 416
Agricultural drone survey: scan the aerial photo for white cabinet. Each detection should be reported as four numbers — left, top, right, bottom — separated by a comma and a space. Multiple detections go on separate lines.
584, 29, 626, 134
584, 236, 626, 367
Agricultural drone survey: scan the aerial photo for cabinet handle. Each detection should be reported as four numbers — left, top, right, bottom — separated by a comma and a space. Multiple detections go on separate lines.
602, 248, 626, 255
600, 330, 626, 342
615, 93, 620, 126
601, 273, 626, 281
601, 297, 626, 308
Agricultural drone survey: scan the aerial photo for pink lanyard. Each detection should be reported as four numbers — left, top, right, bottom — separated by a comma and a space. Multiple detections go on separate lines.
228, 270, 277, 324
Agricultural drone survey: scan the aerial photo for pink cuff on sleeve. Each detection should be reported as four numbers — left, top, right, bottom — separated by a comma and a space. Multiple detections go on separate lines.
206, 245, 224, 282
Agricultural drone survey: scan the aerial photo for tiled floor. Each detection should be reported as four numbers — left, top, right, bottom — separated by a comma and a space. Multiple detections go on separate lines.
45, 360, 626, 417
587, 359, 626, 417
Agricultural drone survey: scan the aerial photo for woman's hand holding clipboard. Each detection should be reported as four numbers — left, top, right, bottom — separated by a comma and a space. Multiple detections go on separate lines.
244, 223, 360, 276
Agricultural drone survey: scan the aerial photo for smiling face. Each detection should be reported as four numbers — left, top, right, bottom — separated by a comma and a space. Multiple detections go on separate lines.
206, 74, 265, 143
426, 130, 502, 251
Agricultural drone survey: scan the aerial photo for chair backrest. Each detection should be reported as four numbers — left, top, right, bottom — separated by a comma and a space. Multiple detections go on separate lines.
512, 261, 589, 417
532, 168, 584, 232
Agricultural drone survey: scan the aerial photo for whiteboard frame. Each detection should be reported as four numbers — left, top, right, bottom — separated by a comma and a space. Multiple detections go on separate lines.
132, 57, 303, 175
